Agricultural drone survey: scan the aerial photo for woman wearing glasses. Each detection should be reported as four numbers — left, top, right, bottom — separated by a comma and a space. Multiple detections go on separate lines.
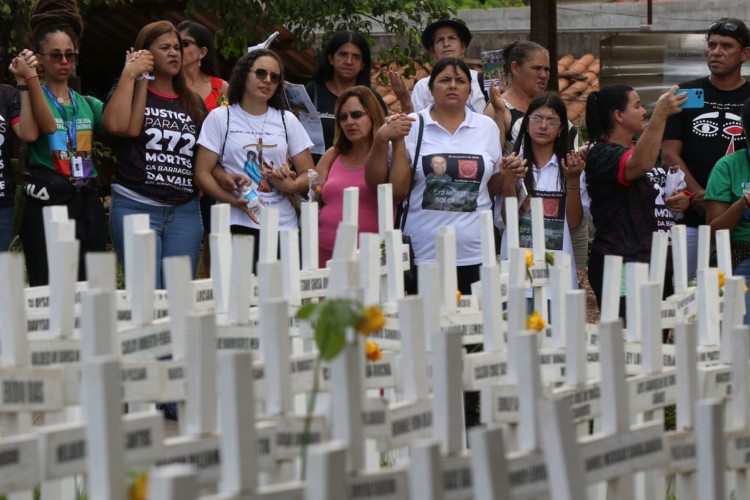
103, 20, 206, 289
194, 49, 314, 269
8, 0, 107, 286
496, 92, 584, 286
316, 86, 385, 267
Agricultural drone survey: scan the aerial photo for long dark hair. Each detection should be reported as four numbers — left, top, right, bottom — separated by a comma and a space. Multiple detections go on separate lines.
332, 86, 385, 155
514, 92, 569, 194
134, 21, 205, 127
30, 0, 83, 56
228, 49, 286, 110
311, 31, 372, 87
177, 20, 220, 78
585, 84, 633, 142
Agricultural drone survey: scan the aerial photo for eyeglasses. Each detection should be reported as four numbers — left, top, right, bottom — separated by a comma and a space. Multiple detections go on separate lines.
337, 110, 367, 122
529, 114, 561, 127
40, 51, 78, 63
251, 68, 281, 84
182, 39, 199, 48
708, 21, 738, 32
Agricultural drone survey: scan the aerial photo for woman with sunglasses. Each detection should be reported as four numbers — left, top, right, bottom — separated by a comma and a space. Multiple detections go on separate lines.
316, 86, 385, 267
178, 20, 229, 276
496, 92, 584, 288
195, 49, 314, 269
8, 0, 107, 286
103, 20, 206, 289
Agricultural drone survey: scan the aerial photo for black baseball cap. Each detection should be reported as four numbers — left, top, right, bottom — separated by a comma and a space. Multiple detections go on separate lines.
421, 19, 472, 52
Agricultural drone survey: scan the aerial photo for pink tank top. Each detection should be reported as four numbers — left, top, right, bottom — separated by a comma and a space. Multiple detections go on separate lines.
318, 154, 380, 258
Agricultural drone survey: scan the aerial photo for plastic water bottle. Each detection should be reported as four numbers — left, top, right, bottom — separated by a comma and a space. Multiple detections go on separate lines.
239, 184, 261, 215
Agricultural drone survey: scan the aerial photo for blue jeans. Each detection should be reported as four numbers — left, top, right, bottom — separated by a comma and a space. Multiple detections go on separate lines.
0, 206, 14, 252
110, 192, 203, 289
734, 257, 750, 326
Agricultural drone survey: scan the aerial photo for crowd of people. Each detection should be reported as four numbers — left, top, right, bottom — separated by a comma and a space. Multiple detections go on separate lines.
2, 0, 750, 326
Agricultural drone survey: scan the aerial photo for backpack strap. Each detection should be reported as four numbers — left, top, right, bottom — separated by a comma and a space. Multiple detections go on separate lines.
219, 106, 230, 162
396, 113, 424, 231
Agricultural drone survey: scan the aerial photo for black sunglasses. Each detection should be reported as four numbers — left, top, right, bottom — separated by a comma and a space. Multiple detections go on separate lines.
337, 110, 367, 122
251, 68, 281, 84
708, 21, 738, 32
182, 39, 199, 48
40, 51, 78, 63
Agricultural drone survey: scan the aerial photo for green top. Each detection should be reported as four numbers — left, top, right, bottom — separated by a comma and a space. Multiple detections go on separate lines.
705, 149, 750, 243
27, 89, 104, 181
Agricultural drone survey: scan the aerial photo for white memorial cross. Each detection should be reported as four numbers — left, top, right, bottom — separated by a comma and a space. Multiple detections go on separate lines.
209, 203, 232, 314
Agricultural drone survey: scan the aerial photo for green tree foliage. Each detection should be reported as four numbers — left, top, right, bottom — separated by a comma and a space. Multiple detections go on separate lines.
1, 0, 456, 82
186, 0, 456, 71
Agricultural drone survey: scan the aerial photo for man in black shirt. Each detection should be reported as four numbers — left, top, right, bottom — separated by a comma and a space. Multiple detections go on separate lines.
663, 18, 750, 279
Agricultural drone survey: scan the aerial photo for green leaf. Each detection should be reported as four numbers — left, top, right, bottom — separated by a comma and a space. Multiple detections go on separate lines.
296, 302, 318, 320
315, 314, 346, 360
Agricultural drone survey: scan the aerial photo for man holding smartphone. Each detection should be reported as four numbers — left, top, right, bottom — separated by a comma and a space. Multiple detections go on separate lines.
663, 18, 750, 280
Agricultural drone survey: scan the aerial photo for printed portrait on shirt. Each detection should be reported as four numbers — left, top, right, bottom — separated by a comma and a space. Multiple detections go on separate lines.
421, 153, 484, 212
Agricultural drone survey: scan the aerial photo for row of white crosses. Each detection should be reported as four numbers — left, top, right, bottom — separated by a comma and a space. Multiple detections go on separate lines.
4, 189, 750, 498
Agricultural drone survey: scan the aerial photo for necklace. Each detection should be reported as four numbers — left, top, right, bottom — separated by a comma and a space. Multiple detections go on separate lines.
49, 91, 70, 104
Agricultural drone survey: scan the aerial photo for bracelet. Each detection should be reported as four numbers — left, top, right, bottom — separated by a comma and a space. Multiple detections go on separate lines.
25, 74, 39, 81
16, 84, 29, 91
566, 185, 580, 190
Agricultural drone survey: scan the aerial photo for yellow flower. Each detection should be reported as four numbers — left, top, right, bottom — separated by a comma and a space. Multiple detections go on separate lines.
130, 474, 148, 500
456, 290, 462, 306
525, 249, 533, 268
365, 339, 383, 361
718, 270, 726, 288
526, 310, 545, 332
357, 306, 385, 335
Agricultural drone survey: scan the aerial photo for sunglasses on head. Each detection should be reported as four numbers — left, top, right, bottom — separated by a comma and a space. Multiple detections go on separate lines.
251, 68, 281, 84
337, 110, 367, 122
40, 51, 78, 63
709, 21, 738, 32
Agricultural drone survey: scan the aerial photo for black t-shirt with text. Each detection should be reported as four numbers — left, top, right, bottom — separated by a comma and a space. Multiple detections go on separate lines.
664, 77, 750, 226
112, 89, 201, 205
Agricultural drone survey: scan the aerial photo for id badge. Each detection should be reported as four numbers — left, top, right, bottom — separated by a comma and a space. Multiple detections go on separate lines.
71, 155, 84, 178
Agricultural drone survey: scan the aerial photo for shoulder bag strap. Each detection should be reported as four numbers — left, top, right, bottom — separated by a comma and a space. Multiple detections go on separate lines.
398, 113, 424, 231
219, 106, 230, 162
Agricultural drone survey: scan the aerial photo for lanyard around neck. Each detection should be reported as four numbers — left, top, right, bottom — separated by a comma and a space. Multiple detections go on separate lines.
42, 84, 78, 151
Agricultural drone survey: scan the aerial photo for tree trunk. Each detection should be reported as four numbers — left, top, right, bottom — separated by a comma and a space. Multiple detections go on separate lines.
529, 0, 558, 92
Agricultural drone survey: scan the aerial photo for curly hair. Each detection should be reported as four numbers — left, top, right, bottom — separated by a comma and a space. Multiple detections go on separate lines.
228, 49, 286, 110
29, 0, 83, 53
133, 20, 205, 127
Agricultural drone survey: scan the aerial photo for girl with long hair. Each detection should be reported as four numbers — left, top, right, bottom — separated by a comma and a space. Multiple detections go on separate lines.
497, 92, 584, 285
194, 49, 314, 270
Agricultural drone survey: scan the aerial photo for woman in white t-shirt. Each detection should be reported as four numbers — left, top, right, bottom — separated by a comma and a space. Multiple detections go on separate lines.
194, 49, 314, 269
366, 57, 503, 295
496, 92, 585, 289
